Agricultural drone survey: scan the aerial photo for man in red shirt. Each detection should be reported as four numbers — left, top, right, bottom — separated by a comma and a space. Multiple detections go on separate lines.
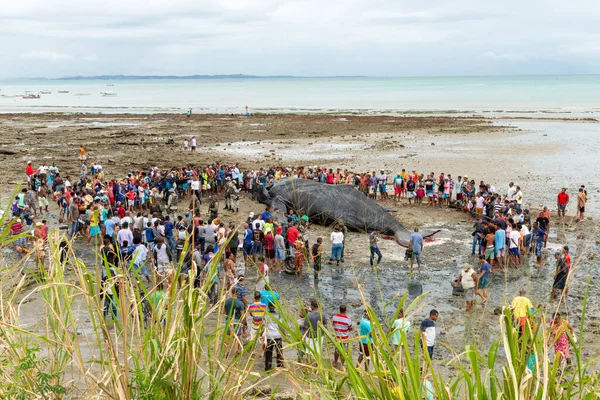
557, 188, 569, 222
286, 222, 299, 254
332, 304, 353, 368
25, 161, 35, 187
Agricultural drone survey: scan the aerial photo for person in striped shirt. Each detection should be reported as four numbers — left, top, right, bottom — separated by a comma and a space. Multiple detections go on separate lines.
248, 291, 268, 348
332, 304, 353, 368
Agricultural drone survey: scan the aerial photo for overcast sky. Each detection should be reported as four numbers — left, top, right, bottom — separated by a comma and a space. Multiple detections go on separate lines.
1, 0, 599, 78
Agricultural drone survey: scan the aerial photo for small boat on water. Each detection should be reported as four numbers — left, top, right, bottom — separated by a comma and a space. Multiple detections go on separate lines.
100, 91, 118, 97
23, 93, 41, 99
73, 93, 91, 96
58, 90, 69, 94
106, 84, 115, 87
40, 90, 52, 94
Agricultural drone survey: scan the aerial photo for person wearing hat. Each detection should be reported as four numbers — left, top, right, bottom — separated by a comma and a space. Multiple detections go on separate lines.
456, 263, 478, 312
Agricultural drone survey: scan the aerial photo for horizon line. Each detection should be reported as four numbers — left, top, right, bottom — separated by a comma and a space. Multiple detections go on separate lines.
2, 72, 600, 81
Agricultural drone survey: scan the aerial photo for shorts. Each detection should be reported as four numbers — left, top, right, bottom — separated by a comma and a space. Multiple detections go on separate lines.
227, 318, 243, 336
535, 241, 543, 257
479, 277, 490, 289
90, 225, 101, 237
252, 242, 264, 255
411, 251, 421, 263
275, 248, 285, 260
157, 263, 172, 275
496, 248, 505, 258
128, 199, 135, 208
394, 186, 402, 195
249, 326, 262, 341
579, 206, 585, 213
558, 204, 566, 211
484, 246, 495, 259
265, 248, 275, 259
426, 190, 434, 197
39, 197, 49, 207
408, 191, 416, 199
191, 146, 196, 151
464, 287, 475, 301
243, 243, 253, 256
379, 184, 387, 193
304, 337, 323, 354
553, 276, 567, 290
509, 247, 520, 256
359, 342, 371, 358
442, 194, 449, 199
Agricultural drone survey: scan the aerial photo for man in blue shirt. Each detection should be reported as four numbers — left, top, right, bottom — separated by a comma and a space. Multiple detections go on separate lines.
163, 216, 176, 257
243, 223, 254, 264
104, 218, 116, 243
261, 206, 272, 221
494, 227, 506, 268
476, 256, 491, 304
420, 309, 438, 359
531, 222, 545, 267
409, 227, 424, 272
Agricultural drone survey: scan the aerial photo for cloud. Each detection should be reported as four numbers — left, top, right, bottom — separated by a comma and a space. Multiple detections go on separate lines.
1, 0, 600, 77
21, 50, 73, 61
483, 51, 527, 62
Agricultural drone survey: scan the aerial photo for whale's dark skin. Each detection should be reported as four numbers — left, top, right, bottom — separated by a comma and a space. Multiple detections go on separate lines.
257, 178, 439, 246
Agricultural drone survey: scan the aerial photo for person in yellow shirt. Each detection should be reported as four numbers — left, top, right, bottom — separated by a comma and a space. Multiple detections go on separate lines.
510, 288, 533, 335
400, 169, 409, 198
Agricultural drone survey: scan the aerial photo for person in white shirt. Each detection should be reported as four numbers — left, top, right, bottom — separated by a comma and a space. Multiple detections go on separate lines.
329, 226, 344, 265
508, 222, 522, 267
120, 214, 132, 227
117, 222, 134, 248
507, 182, 517, 201
131, 237, 150, 283
231, 166, 240, 181
191, 136, 197, 151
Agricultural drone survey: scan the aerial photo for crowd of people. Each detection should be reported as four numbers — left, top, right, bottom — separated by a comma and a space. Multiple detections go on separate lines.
9, 152, 589, 370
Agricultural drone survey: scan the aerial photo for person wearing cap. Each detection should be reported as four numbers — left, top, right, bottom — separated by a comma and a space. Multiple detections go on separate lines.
456, 263, 478, 312
393, 172, 403, 202
375, 169, 388, 201
551, 246, 571, 301
25, 161, 35, 187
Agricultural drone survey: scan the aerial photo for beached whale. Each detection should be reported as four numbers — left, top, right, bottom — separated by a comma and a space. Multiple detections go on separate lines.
256, 178, 439, 246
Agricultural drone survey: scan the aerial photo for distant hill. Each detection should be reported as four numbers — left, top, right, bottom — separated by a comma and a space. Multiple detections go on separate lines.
54, 74, 368, 80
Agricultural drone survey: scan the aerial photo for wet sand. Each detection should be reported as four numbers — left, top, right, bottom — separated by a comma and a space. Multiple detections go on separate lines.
2, 112, 600, 390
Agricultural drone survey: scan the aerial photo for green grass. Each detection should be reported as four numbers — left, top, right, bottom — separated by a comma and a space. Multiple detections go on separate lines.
0, 201, 599, 399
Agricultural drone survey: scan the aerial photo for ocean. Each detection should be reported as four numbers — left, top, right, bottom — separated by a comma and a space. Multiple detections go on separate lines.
1, 75, 600, 115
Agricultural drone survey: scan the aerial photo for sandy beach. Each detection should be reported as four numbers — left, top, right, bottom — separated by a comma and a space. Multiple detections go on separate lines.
2, 112, 600, 395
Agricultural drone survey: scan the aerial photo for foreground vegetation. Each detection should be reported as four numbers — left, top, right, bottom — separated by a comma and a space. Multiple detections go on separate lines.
0, 214, 599, 399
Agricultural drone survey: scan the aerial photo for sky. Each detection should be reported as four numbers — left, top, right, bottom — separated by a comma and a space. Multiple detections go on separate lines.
1, 0, 600, 78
